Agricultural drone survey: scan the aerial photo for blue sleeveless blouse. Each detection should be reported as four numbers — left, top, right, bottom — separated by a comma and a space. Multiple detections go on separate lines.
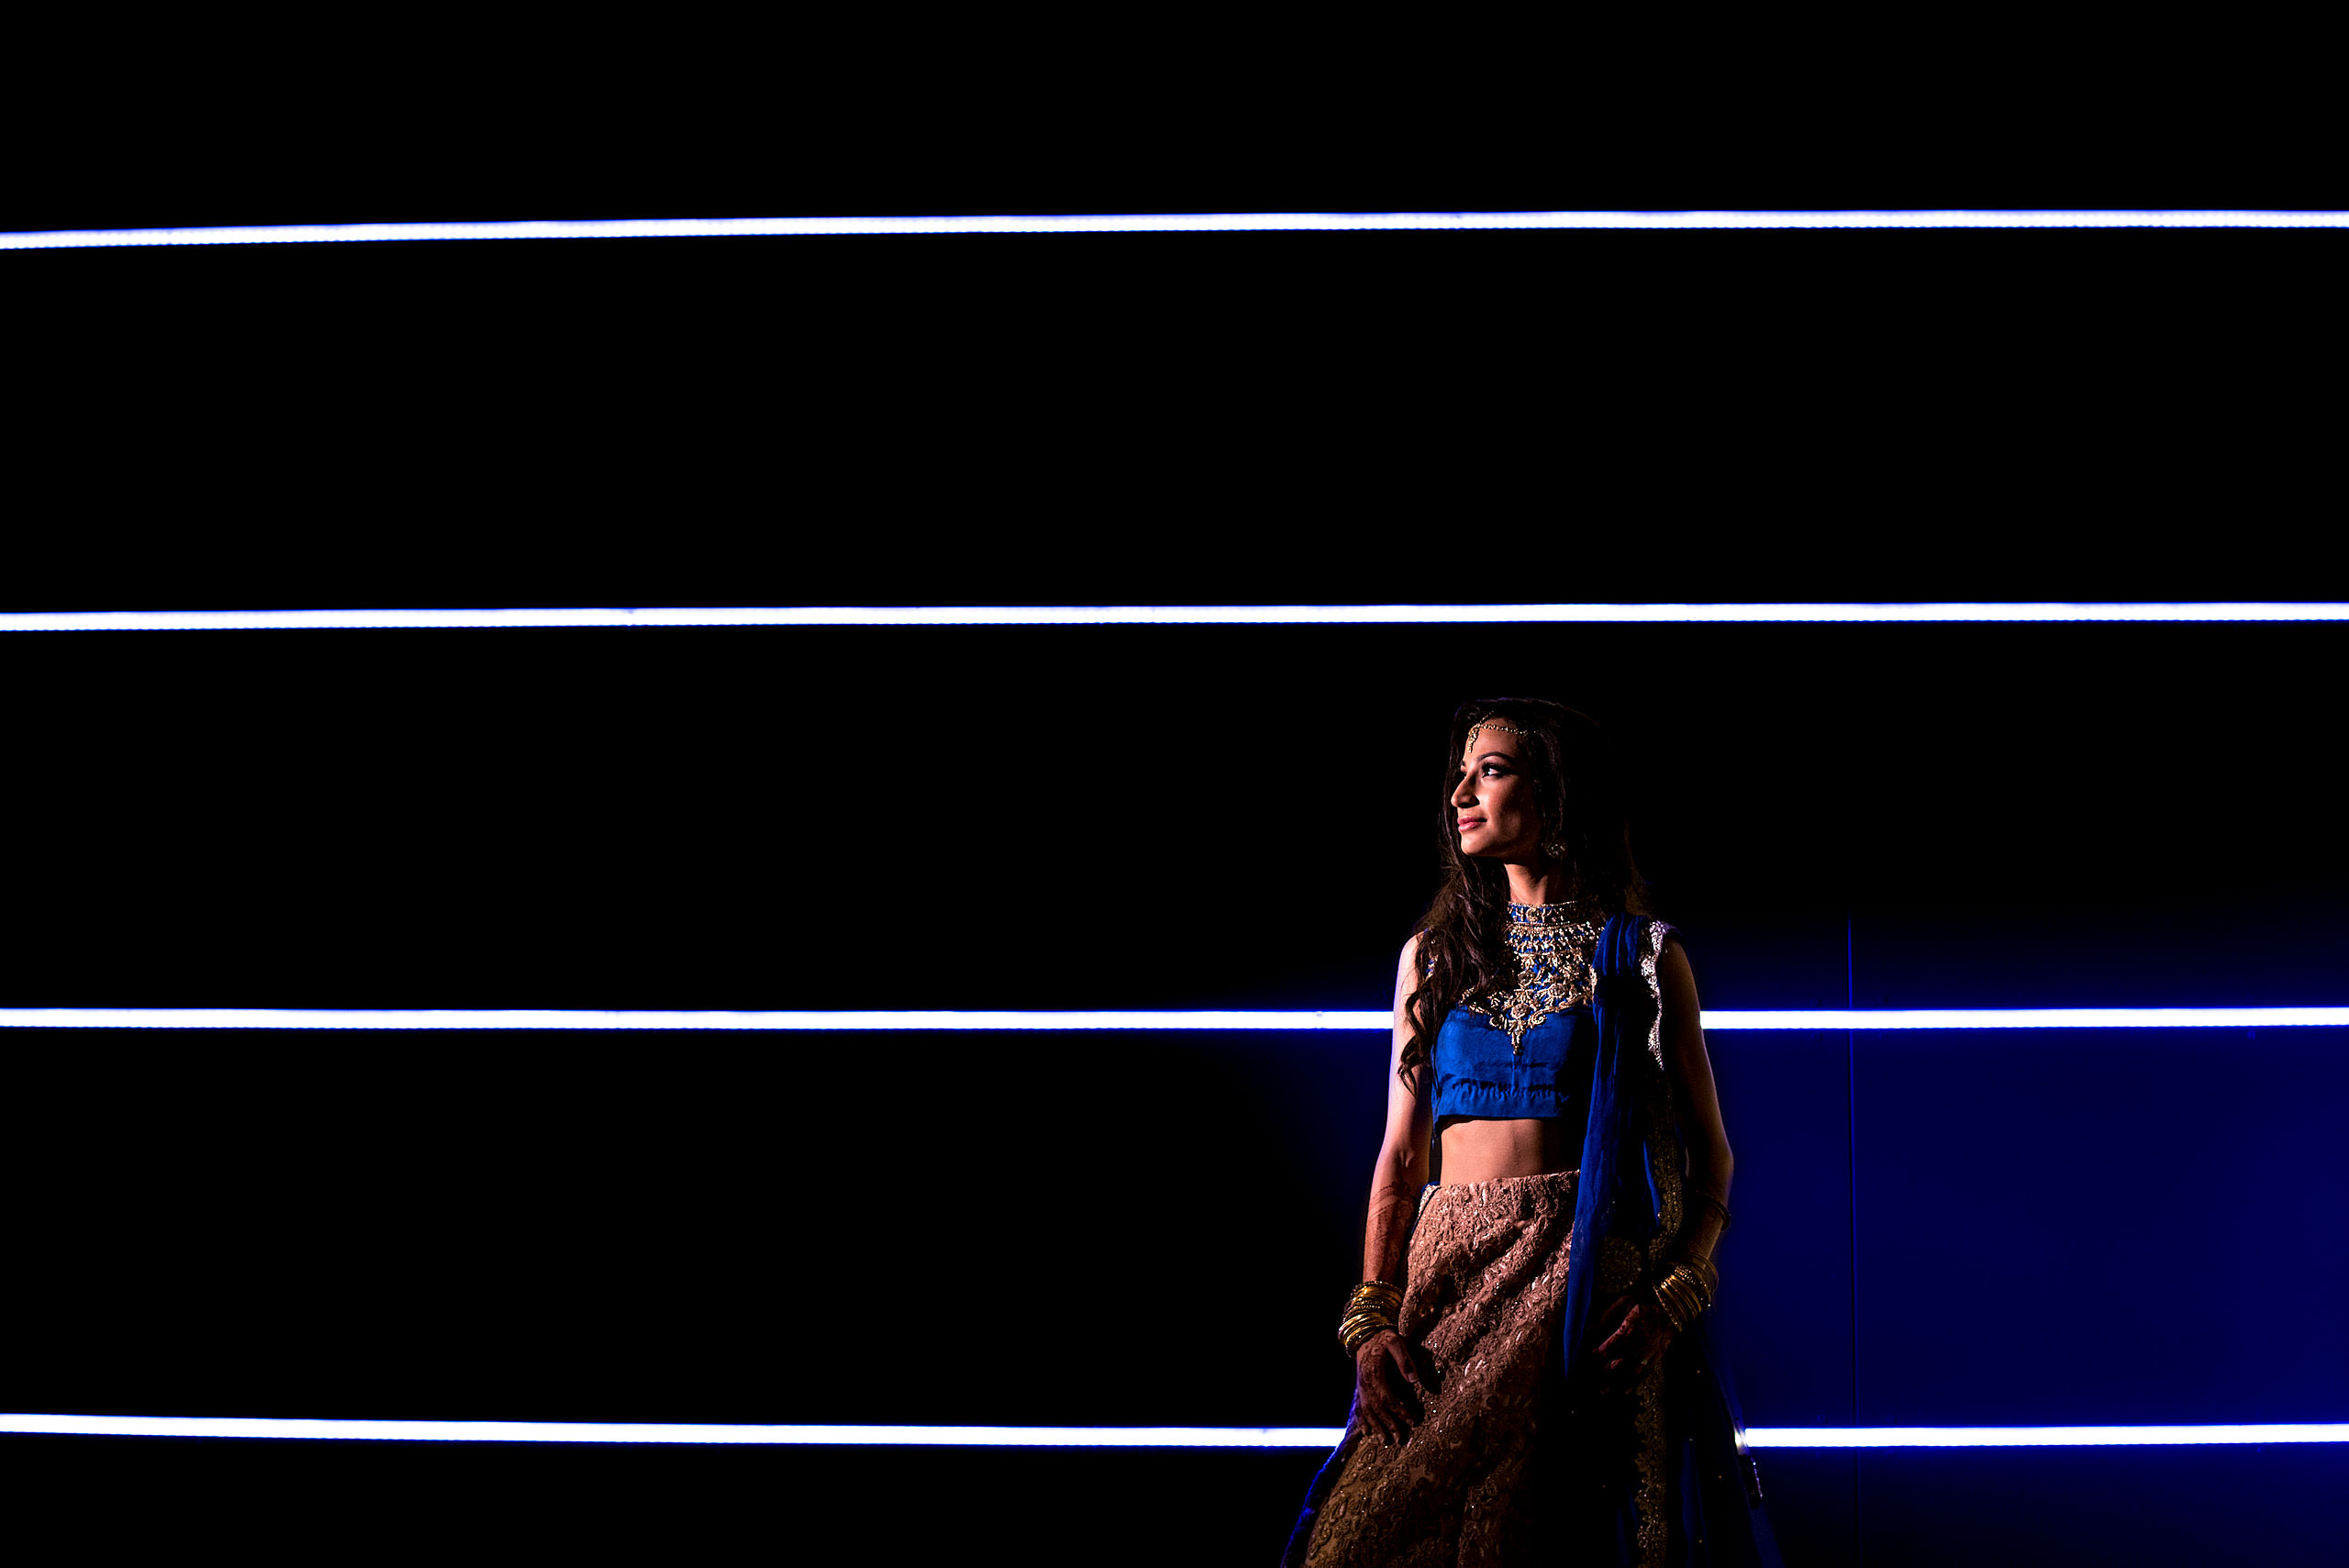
1432, 1006, 1598, 1120
1427, 899, 1609, 1122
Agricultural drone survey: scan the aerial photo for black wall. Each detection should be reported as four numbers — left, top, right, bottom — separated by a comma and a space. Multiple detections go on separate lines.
6, 229, 2343, 1563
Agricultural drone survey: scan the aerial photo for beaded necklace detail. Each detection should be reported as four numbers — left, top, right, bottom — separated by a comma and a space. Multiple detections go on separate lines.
1460, 899, 1607, 1053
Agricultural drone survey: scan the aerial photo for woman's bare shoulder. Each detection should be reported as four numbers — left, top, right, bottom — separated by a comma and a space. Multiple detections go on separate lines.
1391, 931, 1433, 1015
1656, 932, 1698, 983
1654, 935, 1706, 1024
1398, 929, 1432, 980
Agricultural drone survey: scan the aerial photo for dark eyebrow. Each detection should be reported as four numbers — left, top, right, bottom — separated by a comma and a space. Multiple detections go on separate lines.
1458, 751, 1512, 766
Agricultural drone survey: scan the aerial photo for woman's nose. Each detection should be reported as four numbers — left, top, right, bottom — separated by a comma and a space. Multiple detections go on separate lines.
1452, 773, 1475, 805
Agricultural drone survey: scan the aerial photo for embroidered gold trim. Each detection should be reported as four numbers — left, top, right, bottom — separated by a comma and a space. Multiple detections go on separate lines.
1594, 1237, 1645, 1299
1632, 1063, 1683, 1568
1634, 1352, 1669, 1567
1632, 917, 1682, 1568
1456, 901, 1606, 1053
1640, 918, 1672, 1072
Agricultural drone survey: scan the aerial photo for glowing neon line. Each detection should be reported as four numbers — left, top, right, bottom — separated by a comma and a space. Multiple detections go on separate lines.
3, 1415, 2343, 1446
5, 605, 2349, 632
0, 1415, 1344, 1446
5, 211, 2348, 249
3, 1007, 2344, 1031
1701, 1007, 2349, 1030
1742, 1425, 2349, 1448
0, 1009, 1394, 1031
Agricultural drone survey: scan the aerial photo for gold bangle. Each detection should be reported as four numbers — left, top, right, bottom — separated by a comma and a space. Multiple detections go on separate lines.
1647, 1282, 1687, 1334
1659, 1257, 1718, 1308
1653, 1270, 1703, 1328
1341, 1279, 1404, 1355
1656, 1270, 1698, 1322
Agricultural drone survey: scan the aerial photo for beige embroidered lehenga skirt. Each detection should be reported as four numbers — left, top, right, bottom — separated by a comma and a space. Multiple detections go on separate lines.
1298, 1170, 1582, 1568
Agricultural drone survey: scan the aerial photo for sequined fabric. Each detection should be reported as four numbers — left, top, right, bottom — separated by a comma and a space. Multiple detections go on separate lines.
1299, 1172, 1580, 1568
1458, 901, 1607, 1053
1638, 918, 1672, 1071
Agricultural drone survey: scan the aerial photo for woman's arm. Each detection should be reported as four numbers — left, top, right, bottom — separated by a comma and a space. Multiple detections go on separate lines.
1353, 934, 1436, 1443
1657, 935, 1733, 1264
1589, 935, 1733, 1393
1363, 933, 1435, 1285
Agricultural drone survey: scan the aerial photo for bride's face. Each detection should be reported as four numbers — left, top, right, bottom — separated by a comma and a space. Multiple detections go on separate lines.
1452, 724, 1540, 861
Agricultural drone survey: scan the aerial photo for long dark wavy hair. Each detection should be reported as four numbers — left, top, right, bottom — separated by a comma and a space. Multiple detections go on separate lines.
1398, 697, 1652, 1089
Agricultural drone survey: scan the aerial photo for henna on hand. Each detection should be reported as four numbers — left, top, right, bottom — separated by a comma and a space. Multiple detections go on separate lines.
1354, 1329, 1431, 1445
1586, 1293, 1675, 1396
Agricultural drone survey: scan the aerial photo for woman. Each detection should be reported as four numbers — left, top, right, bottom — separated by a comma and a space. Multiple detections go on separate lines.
1283, 698, 1781, 1566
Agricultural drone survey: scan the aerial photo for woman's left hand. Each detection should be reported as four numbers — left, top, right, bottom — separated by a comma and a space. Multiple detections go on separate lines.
1587, 1293, 1675, 1396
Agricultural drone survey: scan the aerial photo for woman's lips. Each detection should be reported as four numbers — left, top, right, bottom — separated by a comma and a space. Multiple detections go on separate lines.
1457, 818, 1486, 830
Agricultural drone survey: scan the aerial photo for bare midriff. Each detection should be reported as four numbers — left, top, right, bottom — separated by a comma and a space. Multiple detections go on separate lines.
1439, 1116, 1579, 1184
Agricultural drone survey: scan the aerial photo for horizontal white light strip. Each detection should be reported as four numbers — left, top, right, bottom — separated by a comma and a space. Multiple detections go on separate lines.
5, 211, 2348, 250
6, 605, 2349, 632
1702, 1006, 2349, 1030
4, 1007, 2345, 1031
5, 1415, 2344, 1447
0, 1009, 1393, 1031
0, 1415, 1345, 1446
1743, 1425, 2349, 1449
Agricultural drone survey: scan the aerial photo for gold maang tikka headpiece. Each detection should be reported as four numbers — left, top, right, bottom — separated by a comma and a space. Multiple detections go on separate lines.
1464, 717, 1536, 751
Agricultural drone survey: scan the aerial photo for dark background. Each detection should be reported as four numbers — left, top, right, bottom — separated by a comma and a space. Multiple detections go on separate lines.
6, 219, 2345, 1563
4, 6, 2341, 240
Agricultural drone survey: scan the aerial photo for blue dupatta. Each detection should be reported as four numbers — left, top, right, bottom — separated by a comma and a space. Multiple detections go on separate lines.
1556, 915, 1782, 1565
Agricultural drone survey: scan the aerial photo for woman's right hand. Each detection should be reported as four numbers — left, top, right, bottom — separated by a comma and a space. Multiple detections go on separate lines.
1353, 1329, 1431, 1445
